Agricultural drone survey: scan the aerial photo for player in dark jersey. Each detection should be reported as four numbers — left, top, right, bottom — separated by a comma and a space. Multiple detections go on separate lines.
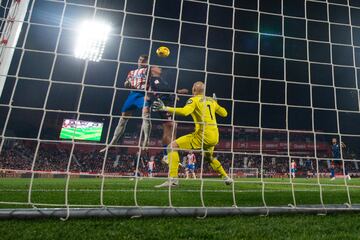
148, 75, 188, 162
330, 138, 350, 180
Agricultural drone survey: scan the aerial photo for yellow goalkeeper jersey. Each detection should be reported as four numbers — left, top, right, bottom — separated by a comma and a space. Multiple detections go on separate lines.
166, 94, 228, 132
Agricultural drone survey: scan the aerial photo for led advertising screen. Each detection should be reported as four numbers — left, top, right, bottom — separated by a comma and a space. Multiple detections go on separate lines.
59, 119, 103, 142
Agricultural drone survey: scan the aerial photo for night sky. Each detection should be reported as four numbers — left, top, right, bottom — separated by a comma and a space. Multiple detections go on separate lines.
1, 0, 360, 157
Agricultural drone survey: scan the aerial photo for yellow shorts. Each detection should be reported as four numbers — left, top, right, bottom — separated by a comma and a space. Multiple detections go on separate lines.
175, 130, 219, 155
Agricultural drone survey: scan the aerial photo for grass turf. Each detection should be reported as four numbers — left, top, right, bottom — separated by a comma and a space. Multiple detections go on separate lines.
1, 177, 360, 239
1, 213, 360, 240
1, 177, 360, 207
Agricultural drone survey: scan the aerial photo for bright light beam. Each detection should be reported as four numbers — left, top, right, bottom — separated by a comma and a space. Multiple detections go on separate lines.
74, 20, 111, 62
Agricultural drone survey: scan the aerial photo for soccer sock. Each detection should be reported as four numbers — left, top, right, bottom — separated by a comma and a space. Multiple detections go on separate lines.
210, 158, 227, 178
168, 151, 180, 178
142, 112, 151, 148
110, 117, 128, 145
330, 168, 335, 178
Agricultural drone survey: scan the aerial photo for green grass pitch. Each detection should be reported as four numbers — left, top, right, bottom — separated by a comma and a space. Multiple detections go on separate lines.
1, 177, 360, 239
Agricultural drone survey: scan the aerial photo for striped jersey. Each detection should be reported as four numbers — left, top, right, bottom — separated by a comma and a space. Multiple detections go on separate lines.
148, 160, 155, 170
187, 153, 196, 165
127, 67, 148, 90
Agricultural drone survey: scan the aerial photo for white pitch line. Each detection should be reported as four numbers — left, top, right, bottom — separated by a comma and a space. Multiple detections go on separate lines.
0, 189, 356, 193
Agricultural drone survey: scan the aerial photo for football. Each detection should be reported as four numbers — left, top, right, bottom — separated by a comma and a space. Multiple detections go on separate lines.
156, 46, 170, 57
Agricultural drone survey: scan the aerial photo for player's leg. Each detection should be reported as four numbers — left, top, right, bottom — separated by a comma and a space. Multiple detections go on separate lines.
160, 117, 177, 164
204, 146, 233, 185
191, 167, 196, 179
141, 106, 151, 149
111, 111, 131, 145
100, 111, 131, 153
330, 160, 336, 180
131, 93, 151, 150
155, 134, 193, 188
205, 149, 228, 178
101, 92, 142, 153
341, 161, 351, 180
113, 93, 143, 145
155, 140, 181, 187
162, 120, 176, 146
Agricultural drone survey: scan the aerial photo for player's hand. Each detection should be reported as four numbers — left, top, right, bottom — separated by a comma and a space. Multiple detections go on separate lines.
152, 98, 166, 111
177, 88, 189, 94
124, 79, 132, 88
151, 66, 162, 77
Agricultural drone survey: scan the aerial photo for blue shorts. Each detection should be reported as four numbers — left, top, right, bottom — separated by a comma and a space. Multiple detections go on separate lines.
121, 91, 149, 113
187, 164, 195, 172
291, 168, 296, 173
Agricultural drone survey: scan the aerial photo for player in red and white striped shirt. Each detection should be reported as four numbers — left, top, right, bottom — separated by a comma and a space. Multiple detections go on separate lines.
148, 156, 156, 178
185, 151, 196, 179
100, 55, 161, 152
291, 160, 297, 179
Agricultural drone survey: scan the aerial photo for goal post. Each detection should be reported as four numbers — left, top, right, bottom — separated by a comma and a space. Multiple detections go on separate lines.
0, 0, 30, 96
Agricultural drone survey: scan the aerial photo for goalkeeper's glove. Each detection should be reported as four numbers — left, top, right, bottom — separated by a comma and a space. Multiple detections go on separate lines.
152, 98, 166, 112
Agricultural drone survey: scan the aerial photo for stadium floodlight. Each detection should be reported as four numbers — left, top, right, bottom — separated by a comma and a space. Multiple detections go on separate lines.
74, 20, 111, 62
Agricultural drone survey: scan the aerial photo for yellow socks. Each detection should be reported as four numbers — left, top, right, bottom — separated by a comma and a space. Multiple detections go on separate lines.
168, 151, 180, 178
167, 153, 226, 179
210, 159, 227, 178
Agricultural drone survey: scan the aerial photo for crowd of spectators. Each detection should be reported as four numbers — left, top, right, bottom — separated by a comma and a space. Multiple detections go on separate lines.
1, 138, 360, 178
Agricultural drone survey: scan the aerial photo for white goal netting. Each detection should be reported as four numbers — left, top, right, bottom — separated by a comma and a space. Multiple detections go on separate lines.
1, 0, 360, 218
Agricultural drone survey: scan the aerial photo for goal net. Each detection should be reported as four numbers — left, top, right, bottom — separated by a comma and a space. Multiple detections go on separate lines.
1, 0, 360, 219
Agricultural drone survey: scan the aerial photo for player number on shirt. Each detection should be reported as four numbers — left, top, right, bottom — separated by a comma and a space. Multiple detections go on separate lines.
207, 104, 213, 120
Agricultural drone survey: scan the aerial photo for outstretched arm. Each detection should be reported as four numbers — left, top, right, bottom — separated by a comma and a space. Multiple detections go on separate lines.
152, 98, 195, 116
177, 89, 189, 94
215, 101, 228, 117
166, 104, 195, 116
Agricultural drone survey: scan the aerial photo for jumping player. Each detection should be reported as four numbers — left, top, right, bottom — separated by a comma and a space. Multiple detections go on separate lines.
148, 75, 188, 162
100, 55, 161, 152
185, 151, 196, 179
152, 81, 233, 187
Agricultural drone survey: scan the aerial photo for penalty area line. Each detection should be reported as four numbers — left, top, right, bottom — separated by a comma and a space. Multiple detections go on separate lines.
0, 189, 353, 193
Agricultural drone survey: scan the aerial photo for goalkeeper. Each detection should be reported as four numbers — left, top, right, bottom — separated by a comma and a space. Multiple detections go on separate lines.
152, 81, 233, 187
